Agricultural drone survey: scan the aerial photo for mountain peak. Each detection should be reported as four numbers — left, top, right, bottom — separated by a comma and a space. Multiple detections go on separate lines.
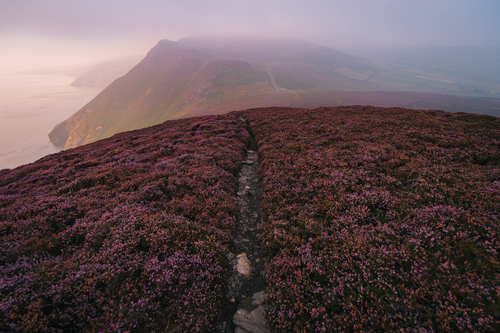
49, 37, 367, 149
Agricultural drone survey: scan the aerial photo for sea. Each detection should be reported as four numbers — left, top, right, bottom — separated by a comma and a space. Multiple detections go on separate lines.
0, 74, 103, 170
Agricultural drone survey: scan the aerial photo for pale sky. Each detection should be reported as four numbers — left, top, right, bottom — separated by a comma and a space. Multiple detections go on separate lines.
1, 0, 499, 73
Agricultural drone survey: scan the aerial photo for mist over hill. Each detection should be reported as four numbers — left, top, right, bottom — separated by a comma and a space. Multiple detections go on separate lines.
70, 56, 142, 87
49, 37, 500, 150
347, 45, 500, 97
49, 37, 373, 149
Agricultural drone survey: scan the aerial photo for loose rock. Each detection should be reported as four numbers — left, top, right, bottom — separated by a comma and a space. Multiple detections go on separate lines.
236, 253, 252, 276
232, 291, 269, 333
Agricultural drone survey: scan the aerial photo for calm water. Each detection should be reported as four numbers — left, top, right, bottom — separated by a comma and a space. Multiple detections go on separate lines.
0, 74, 103, 170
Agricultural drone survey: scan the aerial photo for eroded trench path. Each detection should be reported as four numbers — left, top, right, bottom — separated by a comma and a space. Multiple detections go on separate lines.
219, 118, 269, 333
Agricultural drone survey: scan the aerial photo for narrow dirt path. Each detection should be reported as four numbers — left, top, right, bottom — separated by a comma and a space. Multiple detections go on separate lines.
219, 117, 269, 333
263, 69, 287, 91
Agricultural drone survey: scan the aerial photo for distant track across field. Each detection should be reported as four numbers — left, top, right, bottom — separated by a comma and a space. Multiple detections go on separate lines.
263, 69, 287, 91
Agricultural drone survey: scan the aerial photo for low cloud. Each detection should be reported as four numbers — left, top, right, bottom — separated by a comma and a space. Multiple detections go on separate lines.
1, 0, 499, 72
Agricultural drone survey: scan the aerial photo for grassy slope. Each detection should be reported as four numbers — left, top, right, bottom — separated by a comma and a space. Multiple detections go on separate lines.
49, 38, 500, 150
50, 44, 272, 149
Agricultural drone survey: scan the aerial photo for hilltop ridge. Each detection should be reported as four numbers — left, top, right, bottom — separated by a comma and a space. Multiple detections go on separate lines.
49, 37, 500, 150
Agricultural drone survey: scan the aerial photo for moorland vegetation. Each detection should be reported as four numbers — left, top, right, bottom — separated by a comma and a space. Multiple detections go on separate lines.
242, 107, 500, 332
1, 115, 249, 332
2, 106, 500, 332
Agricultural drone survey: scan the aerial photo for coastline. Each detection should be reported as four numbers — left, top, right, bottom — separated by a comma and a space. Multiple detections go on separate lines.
0, 74, 102, 169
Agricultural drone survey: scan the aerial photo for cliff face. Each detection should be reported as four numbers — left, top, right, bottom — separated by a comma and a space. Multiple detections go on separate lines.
49, 40, 198, 148
49, 39, 277, 149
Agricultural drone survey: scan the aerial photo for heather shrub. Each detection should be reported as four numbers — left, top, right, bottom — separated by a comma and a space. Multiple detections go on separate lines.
242, 107, 500, 332
0, 115, 249, 332
2, 106, 499, 332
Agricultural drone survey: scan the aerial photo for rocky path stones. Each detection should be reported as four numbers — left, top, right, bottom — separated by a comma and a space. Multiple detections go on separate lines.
219, 119, 269, 333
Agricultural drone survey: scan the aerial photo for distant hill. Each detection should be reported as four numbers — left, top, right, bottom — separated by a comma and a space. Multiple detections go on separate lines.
49, 37, 375, 149
347, 45, 500, 97
70, 56, 142, 87
49, 37, 500, 149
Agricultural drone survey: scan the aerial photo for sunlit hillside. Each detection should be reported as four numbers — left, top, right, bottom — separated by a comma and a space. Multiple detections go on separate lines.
49, 38, 500, 151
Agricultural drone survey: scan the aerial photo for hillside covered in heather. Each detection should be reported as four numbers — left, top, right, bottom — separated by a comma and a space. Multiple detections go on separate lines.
2, 106, 500, 332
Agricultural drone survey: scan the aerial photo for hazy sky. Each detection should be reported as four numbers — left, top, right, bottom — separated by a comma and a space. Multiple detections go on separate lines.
1, 0, 499, 73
